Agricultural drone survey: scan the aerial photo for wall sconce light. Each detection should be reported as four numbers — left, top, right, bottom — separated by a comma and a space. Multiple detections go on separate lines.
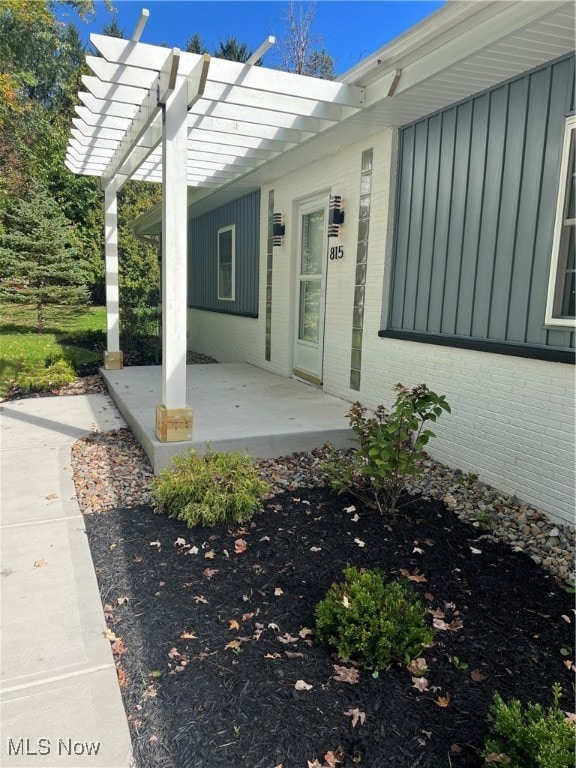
328, 195, 344, 238
272, 212, 285, 246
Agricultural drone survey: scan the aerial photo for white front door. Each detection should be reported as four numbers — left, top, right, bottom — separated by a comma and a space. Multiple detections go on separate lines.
293, 196, 328, 384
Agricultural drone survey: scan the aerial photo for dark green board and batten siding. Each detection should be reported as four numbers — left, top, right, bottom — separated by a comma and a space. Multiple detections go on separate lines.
383, 55, 575, 362
188, 191, 260, 317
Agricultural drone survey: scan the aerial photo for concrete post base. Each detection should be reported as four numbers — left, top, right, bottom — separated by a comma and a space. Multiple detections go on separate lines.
104, 350, 124, 370
155, 404, 193, 442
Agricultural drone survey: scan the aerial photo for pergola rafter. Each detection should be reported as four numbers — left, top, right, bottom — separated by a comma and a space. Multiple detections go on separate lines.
65, 18, 369, 443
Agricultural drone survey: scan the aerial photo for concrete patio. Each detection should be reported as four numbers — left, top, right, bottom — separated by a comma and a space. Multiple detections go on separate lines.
101, 363, 354, 472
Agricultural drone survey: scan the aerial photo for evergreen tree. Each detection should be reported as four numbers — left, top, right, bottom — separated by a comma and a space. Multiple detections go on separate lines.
186, 33, 208, 54
213, 36, 252, 63
0, 186, 89, 331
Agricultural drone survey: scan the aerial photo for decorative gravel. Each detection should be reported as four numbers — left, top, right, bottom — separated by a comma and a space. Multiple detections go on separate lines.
71, 429, 575, 586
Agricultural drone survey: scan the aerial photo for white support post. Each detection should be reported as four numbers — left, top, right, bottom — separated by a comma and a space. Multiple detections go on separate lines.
103, 180, 123, 370
155, 78, 193, 442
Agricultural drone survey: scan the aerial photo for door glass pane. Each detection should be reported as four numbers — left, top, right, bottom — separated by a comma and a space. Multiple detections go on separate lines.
299, 279, 321, 342
301, 209, 324, 275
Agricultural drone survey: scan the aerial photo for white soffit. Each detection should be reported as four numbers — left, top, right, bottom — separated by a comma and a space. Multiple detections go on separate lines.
65, 33, 367, 190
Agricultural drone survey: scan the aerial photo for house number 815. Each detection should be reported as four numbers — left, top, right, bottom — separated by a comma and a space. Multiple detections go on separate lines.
329, 246, 344, 260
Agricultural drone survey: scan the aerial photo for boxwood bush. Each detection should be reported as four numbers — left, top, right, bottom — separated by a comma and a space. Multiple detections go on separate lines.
482, 683, 576, 768
315, 565, 434, 671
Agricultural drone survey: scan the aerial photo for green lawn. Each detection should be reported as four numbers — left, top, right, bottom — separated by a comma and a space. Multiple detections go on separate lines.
0, 304, 106, 397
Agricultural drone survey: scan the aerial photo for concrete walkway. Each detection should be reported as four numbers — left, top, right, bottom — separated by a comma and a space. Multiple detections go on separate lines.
0, 394, 133, 768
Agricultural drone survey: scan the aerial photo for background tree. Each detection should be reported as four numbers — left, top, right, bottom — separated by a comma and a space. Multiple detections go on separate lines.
213, 35, 252, 63
186, 32, 208, 54
0, 185, 89, 331
276, 0, 334, 79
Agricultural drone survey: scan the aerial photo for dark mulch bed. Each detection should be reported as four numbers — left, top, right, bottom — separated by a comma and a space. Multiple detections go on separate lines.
84, 488, 574, 768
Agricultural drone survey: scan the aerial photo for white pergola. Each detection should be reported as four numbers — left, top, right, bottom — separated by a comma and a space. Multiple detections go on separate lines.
65, 12, 394, 441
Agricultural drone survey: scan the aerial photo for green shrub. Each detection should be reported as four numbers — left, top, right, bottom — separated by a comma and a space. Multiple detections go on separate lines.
151, 448, 270, 527
314, 565, 434, 671
324, 383, 450, 512
18, 356, 76, 392
482, 683, 576, 768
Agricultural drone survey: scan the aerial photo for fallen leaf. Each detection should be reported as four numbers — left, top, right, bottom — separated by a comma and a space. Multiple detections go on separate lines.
324, 747, 345, 766
278, 633, 299, 644
274, 587, 284, 597
193, 595, 208, 604
344, 505, 356, 513
174, 537, 187, 547
204, 550, 216, 559
180, 631, 197, 640
353, 538, 365, 548
299, 627, 313, 638
433, 617, 463, 632
116, 667, 128, 687
112, 637, 127, 656
563, 660, 575, 670
149, 540, 161, 549
424, 592, 434, 601
133, 554, 143, 563
470, 546, 482, 555
412, 546, 425, 554
332, 665, 360, 684
435, 693, 451, 707
33, 559, 47, 568
242, 612, 255, 621
167, 647, 181, 659
202, 568, 218, 579
259, 535, 271, 542
343, 707, 366, 728
411, 676, 429, 692
284, 650, 304, 659
564, 711, 576, 725
45, 493, 59, 500
117, 596, 128, 605
351, 513, 360, 522
470, 669, 487, 682
408, 657, 428, 675
342, 594, 350, 608
264, 652, 281, 659
307, 761, 323, 768
225, 639, 241, 650
310, 546, 322, 552
451, 744, 462, 754
561, 614, 571, 623
187, 546, 199, 555
484, 754, 511, 764
294, 679, 313, 691
400, 568, 427, 583
234, 538, 248, 553
229, 619, 240, 631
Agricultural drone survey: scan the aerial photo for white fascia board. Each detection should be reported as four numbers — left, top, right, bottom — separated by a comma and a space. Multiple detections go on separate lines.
390, 1, 572, 97
86, 55, 157, 89
78, 92, 138, 120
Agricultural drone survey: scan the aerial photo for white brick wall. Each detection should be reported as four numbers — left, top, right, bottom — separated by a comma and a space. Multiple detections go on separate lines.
187, 128, 575, 525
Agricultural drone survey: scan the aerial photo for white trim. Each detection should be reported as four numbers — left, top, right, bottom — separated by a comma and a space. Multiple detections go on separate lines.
545, 113, 576, 328
217, 224, 236, 301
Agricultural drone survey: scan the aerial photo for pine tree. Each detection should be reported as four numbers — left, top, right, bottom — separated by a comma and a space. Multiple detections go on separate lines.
0, 186, 89, 331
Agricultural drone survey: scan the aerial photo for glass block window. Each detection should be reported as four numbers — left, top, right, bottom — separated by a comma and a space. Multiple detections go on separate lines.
350, 148, 373, 390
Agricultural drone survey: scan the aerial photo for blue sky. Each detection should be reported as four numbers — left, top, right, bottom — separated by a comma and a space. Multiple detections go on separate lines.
63, 1, 445, 76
